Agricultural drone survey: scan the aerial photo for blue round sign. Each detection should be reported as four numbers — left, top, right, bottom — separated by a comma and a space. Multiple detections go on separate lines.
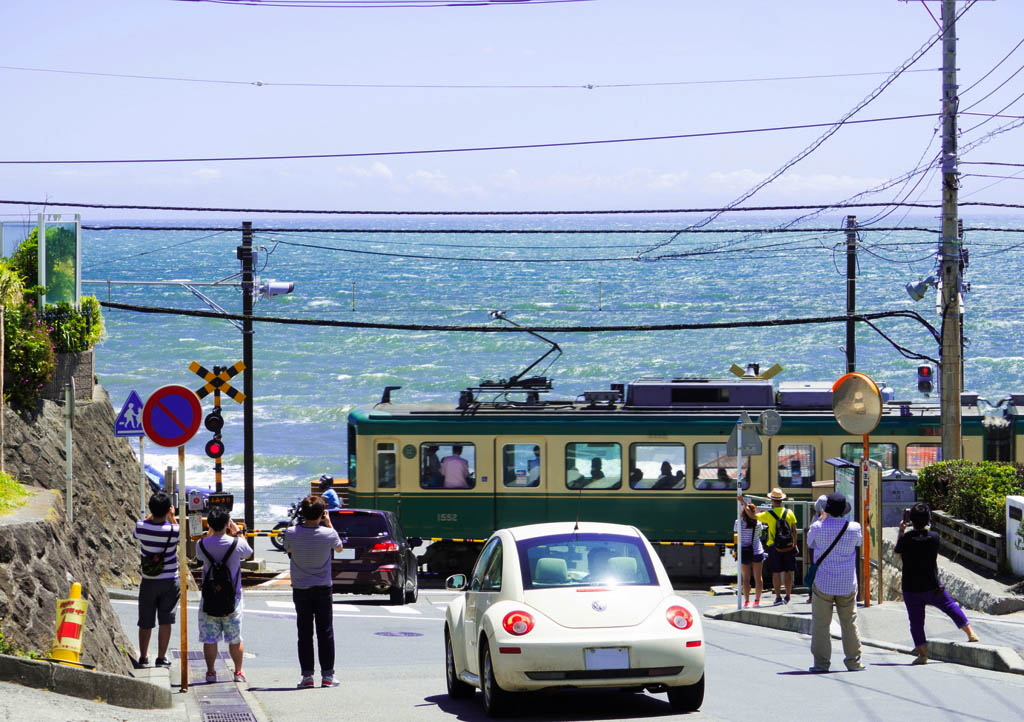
142, 384, 203, 447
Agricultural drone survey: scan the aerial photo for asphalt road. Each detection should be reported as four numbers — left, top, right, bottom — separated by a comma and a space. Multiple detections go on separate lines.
102, 535, 1024, 722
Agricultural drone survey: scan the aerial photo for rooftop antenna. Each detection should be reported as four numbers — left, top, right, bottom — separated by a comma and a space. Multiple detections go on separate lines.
489, 310, 562, 387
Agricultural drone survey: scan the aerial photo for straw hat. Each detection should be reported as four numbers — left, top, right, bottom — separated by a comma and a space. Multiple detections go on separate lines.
768, 487, 787, 501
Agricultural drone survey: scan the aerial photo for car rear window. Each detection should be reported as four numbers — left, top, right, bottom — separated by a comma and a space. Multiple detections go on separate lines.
516, 533, 657, 589
330, 512, 389, 538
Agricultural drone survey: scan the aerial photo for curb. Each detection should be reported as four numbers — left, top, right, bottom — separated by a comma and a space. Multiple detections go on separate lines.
704, 609, 1024, 676
0, 654, 173, 709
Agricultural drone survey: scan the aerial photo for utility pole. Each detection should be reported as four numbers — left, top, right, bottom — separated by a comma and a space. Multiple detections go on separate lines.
237, 222, 256, 530
845, 215, 857, 373
940, 0, 962, 460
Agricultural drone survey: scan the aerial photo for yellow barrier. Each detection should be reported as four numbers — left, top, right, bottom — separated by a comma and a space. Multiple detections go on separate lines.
51, 583, 89, 667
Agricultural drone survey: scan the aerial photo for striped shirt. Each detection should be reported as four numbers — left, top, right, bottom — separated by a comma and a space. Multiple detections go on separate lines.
133, 519, 180, 581
806, 516, 861, 596
733, 520, 765, 556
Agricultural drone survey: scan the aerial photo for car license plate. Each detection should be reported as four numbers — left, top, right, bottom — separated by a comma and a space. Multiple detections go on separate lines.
584, 647, 628, 670
337, 549, 355, 560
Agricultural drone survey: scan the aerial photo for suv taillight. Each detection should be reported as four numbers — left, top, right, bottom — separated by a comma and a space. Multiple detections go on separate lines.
666, 605, 693, 630
369, 541, 399, 553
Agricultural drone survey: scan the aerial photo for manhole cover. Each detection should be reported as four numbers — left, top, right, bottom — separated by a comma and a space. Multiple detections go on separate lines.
375, 631, 423, 637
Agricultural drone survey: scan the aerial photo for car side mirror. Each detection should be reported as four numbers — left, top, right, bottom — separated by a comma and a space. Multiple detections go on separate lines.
409, 537, 423, 549
445, 573, 467, 591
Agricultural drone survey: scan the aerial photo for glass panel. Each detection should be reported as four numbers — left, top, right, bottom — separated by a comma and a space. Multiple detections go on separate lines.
565, 442, 621, 490
471, 538, 500, 591
777, 443, 816, 488
502, 444, 541, 487
833, 467, 857, 521
480, 544, 503, 591
906, 443, 941, 472
841, 442, 897, 471
376, 443, 396, 488
516, 532, 657, 588
694, 443, 750, 490
628, 443, 686, 489
42, 222, 78, 305
330, 511, 388, 538
420, 443, 475, 489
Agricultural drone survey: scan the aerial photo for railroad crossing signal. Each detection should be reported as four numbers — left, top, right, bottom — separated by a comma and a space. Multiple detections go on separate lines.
190, 361, 246, 403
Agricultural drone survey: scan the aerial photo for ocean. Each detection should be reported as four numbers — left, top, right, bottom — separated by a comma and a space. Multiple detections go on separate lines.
81, 214, 1024, 520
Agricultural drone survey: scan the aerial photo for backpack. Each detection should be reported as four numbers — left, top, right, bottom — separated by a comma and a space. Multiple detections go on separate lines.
199, 538, 239, 617
772, 509, 795, 551
140, 526, 175, 577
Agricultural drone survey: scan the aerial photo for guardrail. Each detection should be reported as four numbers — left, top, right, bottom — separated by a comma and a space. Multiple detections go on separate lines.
931, 510, 1005, 573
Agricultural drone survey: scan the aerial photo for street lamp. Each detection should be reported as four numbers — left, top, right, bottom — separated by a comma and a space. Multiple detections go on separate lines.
905, 275, 937, 302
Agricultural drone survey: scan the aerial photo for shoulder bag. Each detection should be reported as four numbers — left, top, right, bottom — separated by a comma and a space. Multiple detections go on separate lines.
803, 521, 849, 589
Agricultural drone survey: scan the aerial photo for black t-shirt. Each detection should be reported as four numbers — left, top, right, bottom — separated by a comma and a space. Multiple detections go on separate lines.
894, 529, 941, 593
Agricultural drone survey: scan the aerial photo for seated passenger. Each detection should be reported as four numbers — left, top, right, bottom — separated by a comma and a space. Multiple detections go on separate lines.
422, 446, 442, 488
441, 445, 470, 489
629, 468, 644, 488
652, 461, 684, 490
588, 458, 605, 484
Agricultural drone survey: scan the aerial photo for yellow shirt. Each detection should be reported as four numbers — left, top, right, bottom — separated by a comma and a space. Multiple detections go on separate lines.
756, 507, 797, 547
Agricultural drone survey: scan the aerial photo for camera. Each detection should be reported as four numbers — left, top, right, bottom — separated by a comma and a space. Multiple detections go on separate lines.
902, 508, 911, 524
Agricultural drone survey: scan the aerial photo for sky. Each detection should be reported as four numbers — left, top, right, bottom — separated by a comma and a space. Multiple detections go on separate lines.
0, 0, 1022, 219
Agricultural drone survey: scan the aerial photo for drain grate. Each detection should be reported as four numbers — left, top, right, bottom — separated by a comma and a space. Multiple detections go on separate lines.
201, 712, 257, 722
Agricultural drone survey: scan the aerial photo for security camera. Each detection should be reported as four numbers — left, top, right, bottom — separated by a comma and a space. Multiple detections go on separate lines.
259, 280, 295, 298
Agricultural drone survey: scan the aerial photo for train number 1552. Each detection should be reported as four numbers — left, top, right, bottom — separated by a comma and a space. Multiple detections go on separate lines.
437, 513, 459, 522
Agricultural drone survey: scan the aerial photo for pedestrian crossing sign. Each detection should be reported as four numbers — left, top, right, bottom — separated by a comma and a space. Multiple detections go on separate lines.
114, 390, 145, 437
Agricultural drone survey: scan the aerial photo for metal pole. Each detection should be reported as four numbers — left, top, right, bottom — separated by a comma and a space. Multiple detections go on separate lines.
845, 215, 857, 373
861, 434, 871, 607
735, 420, 744, 611
177, 445, 188, 692
213, 382, 223, 494
940, 0, 963, 460
139, 436, 146, 516
238, 222, 255, 531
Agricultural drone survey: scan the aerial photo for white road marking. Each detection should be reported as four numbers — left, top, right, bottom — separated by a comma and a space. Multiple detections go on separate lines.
383, 606, 422, 615
265, 600, 295, 609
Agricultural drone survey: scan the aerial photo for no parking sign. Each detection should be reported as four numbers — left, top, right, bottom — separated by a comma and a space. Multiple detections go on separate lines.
142, 385, 202, 447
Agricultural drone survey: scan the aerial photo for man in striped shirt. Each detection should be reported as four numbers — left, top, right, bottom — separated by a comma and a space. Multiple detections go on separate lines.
132, 491, 180, 669
806, 492, 865, 673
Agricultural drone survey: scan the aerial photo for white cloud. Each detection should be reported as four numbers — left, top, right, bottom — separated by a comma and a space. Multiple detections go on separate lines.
336, 162, 393, 180
192, 168, 221, 181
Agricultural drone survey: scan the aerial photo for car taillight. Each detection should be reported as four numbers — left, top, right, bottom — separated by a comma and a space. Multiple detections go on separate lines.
502, 611, 535, 636
666, 605, 693, 630
369, 542, 399, 553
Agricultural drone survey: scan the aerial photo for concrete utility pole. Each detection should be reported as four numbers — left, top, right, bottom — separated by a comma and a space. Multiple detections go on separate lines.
237, 222, 256, 530
845, 215, 857, 374
940, 0, 963, 460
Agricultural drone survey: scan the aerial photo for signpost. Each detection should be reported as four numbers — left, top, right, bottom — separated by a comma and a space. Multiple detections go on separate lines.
114, 390, 147, 514
190, 361, 245, 493
831, 372, 882, 606
730, 411, 775, 610
142, 385, 203, 448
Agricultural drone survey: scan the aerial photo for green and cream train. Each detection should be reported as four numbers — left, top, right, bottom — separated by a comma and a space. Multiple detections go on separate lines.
343, 375, 1024, 578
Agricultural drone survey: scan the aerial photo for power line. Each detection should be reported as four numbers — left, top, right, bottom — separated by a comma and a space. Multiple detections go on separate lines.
0, 113, 936, 165
0, 62, 941, 91
959, 34, 1024, 97
175, 0, 592, 6
81, 224, 943, 235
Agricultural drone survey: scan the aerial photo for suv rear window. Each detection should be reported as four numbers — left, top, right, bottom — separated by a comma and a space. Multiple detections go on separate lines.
330, 512, 389, 538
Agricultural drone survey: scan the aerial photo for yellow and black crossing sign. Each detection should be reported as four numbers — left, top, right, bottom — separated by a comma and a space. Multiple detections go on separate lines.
189, 361, 246, 403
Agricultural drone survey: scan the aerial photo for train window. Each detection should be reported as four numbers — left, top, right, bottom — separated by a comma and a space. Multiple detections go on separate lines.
694, 443, 750, 490
565, 442, 621, 490
420, 443, 476, 489
376, 442, 396, 488
906, 443, 941, 471
841, 442, 897, 471
628, 443, 686, 489
777, 444, 816, 488
502, 444, 541, 487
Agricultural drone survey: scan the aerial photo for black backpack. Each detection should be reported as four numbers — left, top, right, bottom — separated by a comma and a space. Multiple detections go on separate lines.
199, 538, 239, 617
772, 509, 795, 551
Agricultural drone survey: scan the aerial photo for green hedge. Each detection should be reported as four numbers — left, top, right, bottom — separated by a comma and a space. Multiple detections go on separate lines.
3, 300, 57, 409
41, 297, 104, 353
916, 460, 1024, 535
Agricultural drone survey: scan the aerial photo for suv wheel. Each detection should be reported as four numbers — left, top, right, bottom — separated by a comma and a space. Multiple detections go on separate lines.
389, 572, 406, 605
405, 570, 419, 604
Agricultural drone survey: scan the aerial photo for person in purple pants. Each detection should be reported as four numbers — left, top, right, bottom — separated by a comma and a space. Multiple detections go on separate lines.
895, 502, 979, 664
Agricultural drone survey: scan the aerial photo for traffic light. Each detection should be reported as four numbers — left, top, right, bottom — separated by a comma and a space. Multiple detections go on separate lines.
205, 436, 225, 459
204, 407, 224, 433
917, 365, 934, 394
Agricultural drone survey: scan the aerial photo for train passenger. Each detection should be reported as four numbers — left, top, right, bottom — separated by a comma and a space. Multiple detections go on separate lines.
757, 488, 799, 605
441, 445, 471, 488
652, 461, 684, 489
807, 492, 864, 673
589, 457, 605, 482
422, 446, 442, 488
133, 491, 179, 670
526, 446, 541, 486
895, 502, 979, 665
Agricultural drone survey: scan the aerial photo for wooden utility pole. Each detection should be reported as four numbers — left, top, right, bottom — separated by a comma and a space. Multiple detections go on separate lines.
940, 0, 963, 460
845, 215, 857, 373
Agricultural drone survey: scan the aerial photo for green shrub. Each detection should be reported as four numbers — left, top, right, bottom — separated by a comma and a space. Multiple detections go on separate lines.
42, 296, 104, 353
916, 460, 1024, 534
8, 228, 39, 288
0, 472, 28, 516
3, 300, 56, 409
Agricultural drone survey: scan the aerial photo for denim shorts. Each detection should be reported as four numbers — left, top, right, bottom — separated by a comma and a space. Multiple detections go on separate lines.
198, 598, 244, 645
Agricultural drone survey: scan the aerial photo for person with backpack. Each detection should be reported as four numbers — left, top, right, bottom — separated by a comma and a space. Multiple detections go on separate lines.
132, 491, 180, 669
197, 506, 252, 684
757, 487, 799, 605
284, 495, 345, 689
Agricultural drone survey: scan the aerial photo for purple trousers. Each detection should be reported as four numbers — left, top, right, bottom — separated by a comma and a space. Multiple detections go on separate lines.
903, 588, 969, 647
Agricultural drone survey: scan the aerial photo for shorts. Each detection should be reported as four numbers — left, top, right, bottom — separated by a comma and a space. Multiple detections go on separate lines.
198, 599, 244, 645
138, 578, 179, 629
740, 547, 766, 565
767, 545, 797, 573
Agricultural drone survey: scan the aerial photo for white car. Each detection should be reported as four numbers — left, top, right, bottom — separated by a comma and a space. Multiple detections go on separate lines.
444, 522, 705, 716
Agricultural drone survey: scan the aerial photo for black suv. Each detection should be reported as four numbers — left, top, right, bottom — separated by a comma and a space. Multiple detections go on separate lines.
328, 509, 422, 604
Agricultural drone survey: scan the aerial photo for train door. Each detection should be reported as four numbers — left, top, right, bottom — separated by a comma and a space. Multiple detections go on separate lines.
373, 439, 400, 516
494, 438, 547, 529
